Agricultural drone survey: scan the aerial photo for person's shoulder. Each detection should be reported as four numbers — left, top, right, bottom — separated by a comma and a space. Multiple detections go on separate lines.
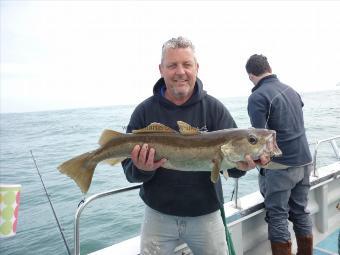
204, 94, 226, 108
129, 96, 157, 119
248, 88, 270, 107
279, 82, 296, 92
248, 89, 261, 100
250, 85, 269, 97
134, 95, 157, 110
204, 94, 235, 119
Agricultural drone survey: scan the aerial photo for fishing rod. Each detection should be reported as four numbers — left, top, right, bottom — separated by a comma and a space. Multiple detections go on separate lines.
30, 150, 71, 255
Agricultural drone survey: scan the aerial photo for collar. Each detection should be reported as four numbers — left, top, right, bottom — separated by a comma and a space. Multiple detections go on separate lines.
252, 74, 278, 92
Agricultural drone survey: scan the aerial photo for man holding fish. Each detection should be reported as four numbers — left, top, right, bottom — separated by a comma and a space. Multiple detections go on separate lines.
121, 37, 271, 255
58, 37, 281, 254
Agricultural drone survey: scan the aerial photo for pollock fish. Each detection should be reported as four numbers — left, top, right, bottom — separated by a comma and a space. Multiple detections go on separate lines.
58, 121, 282, 193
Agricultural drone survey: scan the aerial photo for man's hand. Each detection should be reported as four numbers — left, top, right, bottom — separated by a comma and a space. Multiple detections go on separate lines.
131, 144, 167, 171
236, 154, 270, 171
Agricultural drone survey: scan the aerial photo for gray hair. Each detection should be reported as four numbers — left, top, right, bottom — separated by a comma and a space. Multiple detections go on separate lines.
161, 36, 196, 63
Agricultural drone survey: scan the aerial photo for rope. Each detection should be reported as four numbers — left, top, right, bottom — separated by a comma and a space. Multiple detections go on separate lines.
30, 150, 71, 255
220, 206, 236, 255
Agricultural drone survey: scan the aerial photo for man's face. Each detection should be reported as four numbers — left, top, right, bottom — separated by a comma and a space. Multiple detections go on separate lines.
159, 47, 199, 101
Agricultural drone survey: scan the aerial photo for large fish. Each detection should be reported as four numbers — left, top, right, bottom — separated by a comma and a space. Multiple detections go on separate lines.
58, 121, 282, 193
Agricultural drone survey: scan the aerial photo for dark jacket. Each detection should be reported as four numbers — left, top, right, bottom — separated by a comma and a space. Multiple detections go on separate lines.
248, 75, 312, 166
122, 77, 245, 216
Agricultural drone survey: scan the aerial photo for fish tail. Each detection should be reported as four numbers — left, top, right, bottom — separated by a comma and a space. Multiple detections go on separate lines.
58, 152, 97, 193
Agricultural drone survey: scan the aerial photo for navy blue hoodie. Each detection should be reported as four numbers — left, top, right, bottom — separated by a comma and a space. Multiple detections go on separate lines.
122, 77, 245, 216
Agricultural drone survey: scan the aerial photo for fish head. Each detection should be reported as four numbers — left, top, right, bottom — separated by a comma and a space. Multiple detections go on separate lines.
220, 128, 282, 163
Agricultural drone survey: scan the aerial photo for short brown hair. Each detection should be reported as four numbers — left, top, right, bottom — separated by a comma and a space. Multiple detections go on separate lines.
245, 54, 271, 76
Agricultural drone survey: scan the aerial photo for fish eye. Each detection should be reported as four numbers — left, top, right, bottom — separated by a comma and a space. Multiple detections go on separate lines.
248, 134, 258, 145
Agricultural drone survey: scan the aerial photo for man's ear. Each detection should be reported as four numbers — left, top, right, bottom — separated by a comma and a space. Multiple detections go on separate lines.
159, 64, 163, 77
248, 73, 255, 81
248, 73, 258, 85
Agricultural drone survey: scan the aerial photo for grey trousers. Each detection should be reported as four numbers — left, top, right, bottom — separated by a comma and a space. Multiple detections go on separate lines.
140, 205, 228, 255
259, 164, 313, 242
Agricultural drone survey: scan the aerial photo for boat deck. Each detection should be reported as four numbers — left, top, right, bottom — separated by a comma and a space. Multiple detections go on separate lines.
313, 228, 339, 255
90, 229, 340, 255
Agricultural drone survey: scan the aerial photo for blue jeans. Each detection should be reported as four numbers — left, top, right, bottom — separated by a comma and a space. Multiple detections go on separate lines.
259, 164, 313, 242
140, 205, 228, 255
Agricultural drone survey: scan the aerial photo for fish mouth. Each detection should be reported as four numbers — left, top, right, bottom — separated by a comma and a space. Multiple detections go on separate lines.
265, 132, 282, 158
271, 148, 283, 157
252, 132, 282, 164
253, 151, 281, 165
253, 158, 262, 164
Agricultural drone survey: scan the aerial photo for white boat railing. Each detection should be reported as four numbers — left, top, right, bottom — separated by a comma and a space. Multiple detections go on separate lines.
74, 185, 141, 255
312, 135, 340, 177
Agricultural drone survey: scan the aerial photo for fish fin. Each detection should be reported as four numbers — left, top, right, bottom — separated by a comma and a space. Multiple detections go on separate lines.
177, 121, 200, 136
210, 157, 222, 183
57, 152, 97, 193
132, 123, 176, 134
104, 157, 126, 166
98, 129, 124, 146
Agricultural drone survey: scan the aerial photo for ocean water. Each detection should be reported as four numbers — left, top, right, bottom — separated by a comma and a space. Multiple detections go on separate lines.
0, 89, 339, 255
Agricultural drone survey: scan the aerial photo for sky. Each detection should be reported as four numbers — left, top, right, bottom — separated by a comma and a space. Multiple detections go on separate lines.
1, 1, 340, 113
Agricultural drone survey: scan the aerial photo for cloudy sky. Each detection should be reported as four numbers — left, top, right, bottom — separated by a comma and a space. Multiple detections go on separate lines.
1, 1, 340, 113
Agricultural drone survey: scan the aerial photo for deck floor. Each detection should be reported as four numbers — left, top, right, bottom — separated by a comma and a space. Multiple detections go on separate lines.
313, 228, 339, 255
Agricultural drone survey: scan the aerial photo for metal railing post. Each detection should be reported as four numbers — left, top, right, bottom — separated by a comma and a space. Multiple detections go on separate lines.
74, 184, 141, 255
234, 178, 239, 209
330, 139, 340, 160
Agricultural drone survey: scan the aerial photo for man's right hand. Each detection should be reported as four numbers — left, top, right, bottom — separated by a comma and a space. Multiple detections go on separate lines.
131, 144, 167, 171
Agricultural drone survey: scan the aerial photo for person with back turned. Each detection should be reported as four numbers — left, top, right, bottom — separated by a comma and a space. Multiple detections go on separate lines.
245, 54, 313, 255
122, 37, 269, 255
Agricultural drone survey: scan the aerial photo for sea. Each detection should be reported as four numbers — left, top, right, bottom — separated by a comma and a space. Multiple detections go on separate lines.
1, 89, 339, 255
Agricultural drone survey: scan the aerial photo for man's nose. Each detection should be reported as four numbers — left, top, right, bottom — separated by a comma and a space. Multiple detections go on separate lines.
175, 65, 185, 74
